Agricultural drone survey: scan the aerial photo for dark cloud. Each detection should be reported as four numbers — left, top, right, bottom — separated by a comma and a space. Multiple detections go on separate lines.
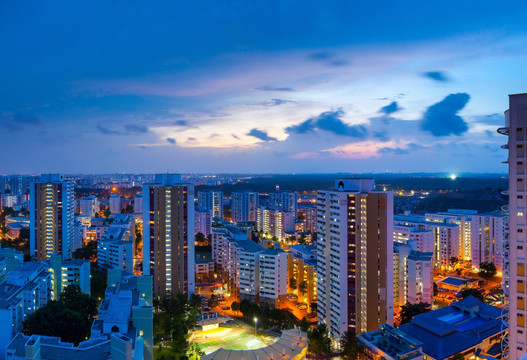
423, 71, 449, 82
14, 113, 42, 125
285, 119, 315, 134
474, 113, 504, 125
247, 128, 277, 142
316, 110, 367, 137
379, 143, 423, 155
138, 145, 148, 150
0, 112, 44, 131
379, 101, 401, 115
96, 125, 122, 135
421, 93, 470, 136
307, 51, 349, 67
286, 109, 368, 138
232, 134, 240, 140
167, 137, 176, 144
261, 98, 293, 106
187, 137, 196, 141
255, 86, 295, 92
174, 120, 189, 126
125, 124, 148, 133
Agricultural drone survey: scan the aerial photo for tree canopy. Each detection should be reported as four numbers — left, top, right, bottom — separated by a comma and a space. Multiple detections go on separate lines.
400, 302, 431, 325
340, 331, 364, 360
478, 261, 497, 280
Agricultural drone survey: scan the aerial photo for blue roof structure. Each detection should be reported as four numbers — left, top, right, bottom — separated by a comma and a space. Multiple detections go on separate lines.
399, 296, 505, 360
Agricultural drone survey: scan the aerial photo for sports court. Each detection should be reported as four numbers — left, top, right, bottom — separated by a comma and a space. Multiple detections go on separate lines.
192, 326, 277, 355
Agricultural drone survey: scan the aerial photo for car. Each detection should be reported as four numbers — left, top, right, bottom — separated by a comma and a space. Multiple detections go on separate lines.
221, 306, 230, 310
287, 294, 298, 299
297, 304, 307, 310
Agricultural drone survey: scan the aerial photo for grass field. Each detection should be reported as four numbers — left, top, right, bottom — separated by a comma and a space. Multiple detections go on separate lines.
192, 327, 277, 355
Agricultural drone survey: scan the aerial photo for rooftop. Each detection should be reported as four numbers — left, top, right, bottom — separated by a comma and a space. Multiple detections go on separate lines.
399, 296, 504, 360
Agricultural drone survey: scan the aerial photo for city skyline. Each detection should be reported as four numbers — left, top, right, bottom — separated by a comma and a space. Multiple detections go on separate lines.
1, 2, 526, 173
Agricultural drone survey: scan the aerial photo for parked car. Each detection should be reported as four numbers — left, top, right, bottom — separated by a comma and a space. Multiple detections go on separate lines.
297, 304, 307, 310
221, 306, 230, 310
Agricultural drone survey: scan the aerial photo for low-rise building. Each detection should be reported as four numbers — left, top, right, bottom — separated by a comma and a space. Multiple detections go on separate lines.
287, 245, 317, 311
195, 258, 214, 283
98, 227, 133, 274
398, 296, 505, 360
6, 273, 153, 360
359, 324, 425, 360
48, 254, 91, 299
195, 206, 212, 237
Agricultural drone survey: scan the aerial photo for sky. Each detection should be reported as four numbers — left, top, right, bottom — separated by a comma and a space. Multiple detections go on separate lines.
1, 1, 527, 174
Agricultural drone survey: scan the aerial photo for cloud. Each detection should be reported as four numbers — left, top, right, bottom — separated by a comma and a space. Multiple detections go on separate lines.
307, 51, 349, 67
14, 113, 42, 125
263, 98, 293, 106
423, 71, 449, 82
247, 128, 277, 142
166, 137, 176, 144
96, 124, 122, 135
287, 109, 368, 138
379, 101, 401, 115
378, 142, 423, 155
421, 93, 470, 136
125, 124, 148, 133
173, 120, 190, 127
187, 137, 196, 141
285, 119, 315, 134
255, 86, 295, 92
232, 134, 240, 140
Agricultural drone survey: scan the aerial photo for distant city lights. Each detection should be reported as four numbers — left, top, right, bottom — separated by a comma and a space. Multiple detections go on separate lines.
449, 174, 457, 180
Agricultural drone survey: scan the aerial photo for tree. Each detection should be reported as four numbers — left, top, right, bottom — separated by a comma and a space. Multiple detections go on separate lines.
308, 324, 332, 355
73, 241, 97, 261
479, 261, 497, 280
208, 294, 217, 308
300, 317, 310, 332
195, 233, 206, 243
450, 257, 459, 266
299, 281, 308, 296
59, 285, 97, 320
289, 277, 297, 290
231, 301, 240, 315
310, 302, 317, 314
400, 302, 431, 325
433, 282, 438, 296
459, 288, 484, 302
340, 331, 364, 360
23, 285, 96, 345
449, 353, 465, 360
104, 208, 111, 218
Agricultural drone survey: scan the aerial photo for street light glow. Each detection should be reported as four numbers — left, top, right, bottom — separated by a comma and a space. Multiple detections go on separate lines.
449, 174, 457, 180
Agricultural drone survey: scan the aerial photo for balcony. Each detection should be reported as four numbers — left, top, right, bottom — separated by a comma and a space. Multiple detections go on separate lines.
498, 127, 510, 136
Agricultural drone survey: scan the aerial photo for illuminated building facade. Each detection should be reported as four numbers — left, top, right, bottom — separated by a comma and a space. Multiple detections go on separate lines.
317, 179, 393, 339
30, 174, 74, 261
143, 174, 195, 299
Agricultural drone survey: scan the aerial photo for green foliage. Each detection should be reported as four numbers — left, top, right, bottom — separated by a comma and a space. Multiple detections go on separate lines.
90, 264, 107, 302
104, 208, 111, 218
240, 299, 252, 318
479, 261, 497, 280
231, 301, 239, 314
154, 293, 202, 357
300, 317, 310, 332
460, 288, 484, 302
400, 302, 431, 325
23, 285, 95, 345
433, 282, 438, 296
448, 353, 465, 360
73, 241, 97, 261
340, 331, 364, 360
195, 232, 206, 243
289, 277, 297, 290
299, 281, 308, 296
307, 324, 332, 355
450, 257, 459, 266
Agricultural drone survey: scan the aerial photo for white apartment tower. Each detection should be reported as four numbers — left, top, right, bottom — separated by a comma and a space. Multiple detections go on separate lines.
499, 93, 527, 359
317, 179, 393, 339
198, 190, 223, 219
30, 174, 74, 260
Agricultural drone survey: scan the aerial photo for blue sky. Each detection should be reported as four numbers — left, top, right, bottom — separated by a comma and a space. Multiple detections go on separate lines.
1, 1, 526, 174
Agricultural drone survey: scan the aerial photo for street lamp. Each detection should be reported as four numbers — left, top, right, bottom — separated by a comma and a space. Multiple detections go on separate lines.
254, 317, 258, 336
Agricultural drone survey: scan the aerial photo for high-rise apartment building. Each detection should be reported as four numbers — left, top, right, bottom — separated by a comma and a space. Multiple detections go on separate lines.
142, 174, 195, 299
134, 193, 143, 214
109, 194, 121, 214
198, 190, 223, 219
30, 174, 74, 261
317, 179, 393, 339
256, 206, 295, 241
231, 191, 259, 223
499, 93, 527, 359
471, 212, 504, 271
78, 195, 99, 218
268, 190, 298, 216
